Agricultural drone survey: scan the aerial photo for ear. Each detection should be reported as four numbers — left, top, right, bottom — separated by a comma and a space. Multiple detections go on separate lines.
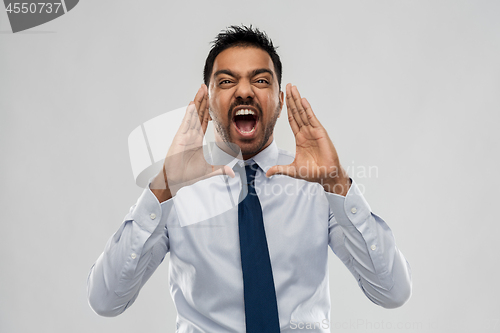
278, 90, 284, 118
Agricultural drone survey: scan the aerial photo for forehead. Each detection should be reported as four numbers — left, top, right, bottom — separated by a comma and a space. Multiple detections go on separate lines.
212, 46, 275, 77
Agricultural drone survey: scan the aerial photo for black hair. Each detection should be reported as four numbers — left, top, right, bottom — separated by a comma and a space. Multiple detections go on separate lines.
203, 25, 282, 90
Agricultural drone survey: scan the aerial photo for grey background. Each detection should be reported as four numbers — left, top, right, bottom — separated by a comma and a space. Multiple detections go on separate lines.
1, 0, 499, 332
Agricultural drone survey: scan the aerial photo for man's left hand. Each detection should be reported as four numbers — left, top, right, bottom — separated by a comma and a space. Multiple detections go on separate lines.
266, 83, 351, 196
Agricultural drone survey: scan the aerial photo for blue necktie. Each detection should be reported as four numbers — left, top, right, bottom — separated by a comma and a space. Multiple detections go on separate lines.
238, 164, 280, 332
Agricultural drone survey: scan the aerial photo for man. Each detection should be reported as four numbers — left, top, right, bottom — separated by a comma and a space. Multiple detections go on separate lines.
87, 25, 412, 332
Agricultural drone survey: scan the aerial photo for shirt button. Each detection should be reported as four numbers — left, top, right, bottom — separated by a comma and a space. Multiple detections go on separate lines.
351, 207, 357, 214
150, 213, 156, 220
131, 253, 137, 259
370, 245, 377, 251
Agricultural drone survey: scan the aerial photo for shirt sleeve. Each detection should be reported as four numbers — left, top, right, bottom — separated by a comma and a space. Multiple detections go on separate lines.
326, 179, 412, 308
87, 184, 175, 317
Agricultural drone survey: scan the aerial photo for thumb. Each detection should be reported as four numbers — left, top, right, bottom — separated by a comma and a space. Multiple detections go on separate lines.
266, 165, 296, 178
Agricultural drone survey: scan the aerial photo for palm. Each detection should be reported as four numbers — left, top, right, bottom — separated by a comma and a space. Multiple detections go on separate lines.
267, 84, 349, 195
162, 85, 234, 195
293, 126, 339, 183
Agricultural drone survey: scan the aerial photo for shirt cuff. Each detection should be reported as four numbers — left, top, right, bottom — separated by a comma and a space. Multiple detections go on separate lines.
325, 178, 372, 228
128, 183, 174, 234
325, 178, 396, 291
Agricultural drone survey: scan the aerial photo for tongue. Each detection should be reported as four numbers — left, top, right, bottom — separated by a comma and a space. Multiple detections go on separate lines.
235, 117, 255, 132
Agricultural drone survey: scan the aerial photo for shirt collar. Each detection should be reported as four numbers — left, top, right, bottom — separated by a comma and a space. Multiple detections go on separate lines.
209, 140, 279, 173
251, 140, 279, 173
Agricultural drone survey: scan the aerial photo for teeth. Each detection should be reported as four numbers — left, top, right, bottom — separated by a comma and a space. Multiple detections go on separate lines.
235, 109, 255, 116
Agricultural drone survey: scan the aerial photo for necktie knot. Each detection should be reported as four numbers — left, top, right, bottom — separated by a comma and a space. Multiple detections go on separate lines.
245, 164, 258, 187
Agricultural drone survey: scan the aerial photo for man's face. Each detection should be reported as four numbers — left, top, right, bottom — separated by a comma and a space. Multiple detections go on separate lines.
208, 46, 284, 159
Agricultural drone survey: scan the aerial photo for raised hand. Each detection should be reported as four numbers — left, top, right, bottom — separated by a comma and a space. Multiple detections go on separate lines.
266, 83, 351, 196
151, 84, 235, 202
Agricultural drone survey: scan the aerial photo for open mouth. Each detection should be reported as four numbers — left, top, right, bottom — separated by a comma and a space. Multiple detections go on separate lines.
233, 108, 258, 135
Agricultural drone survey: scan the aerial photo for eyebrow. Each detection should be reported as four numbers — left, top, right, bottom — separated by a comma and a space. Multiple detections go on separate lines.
213, 68, 274, 80
250, 68, 274, 79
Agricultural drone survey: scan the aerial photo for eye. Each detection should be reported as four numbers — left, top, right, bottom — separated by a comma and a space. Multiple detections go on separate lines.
255, 79, 269, 84
219, 79, 232, 85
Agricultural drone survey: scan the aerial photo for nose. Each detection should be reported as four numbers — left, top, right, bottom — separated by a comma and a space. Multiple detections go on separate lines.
234, 79, 255, 101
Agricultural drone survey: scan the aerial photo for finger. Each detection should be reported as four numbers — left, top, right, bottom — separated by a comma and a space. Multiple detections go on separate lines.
193, 85, 204, 115
190, 96, 203, 132
286, 99, 300, 136
292, 85, 310, 126
301, 97, 321, 128
286, 83, 304, 129
179, 102, 196, 134
266, 164, 297, 178
285, 83, 300, 135
191, 86, 205, 131
199, 85, 210, 133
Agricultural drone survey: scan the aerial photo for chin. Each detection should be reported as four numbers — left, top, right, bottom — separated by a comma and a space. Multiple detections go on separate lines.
237, 139, 266, 158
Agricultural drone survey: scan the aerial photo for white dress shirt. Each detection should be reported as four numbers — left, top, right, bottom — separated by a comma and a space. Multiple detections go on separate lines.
87, 140, 412, 332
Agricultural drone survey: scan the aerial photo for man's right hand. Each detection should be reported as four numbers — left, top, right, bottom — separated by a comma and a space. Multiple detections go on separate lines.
150, 84, 235, 203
